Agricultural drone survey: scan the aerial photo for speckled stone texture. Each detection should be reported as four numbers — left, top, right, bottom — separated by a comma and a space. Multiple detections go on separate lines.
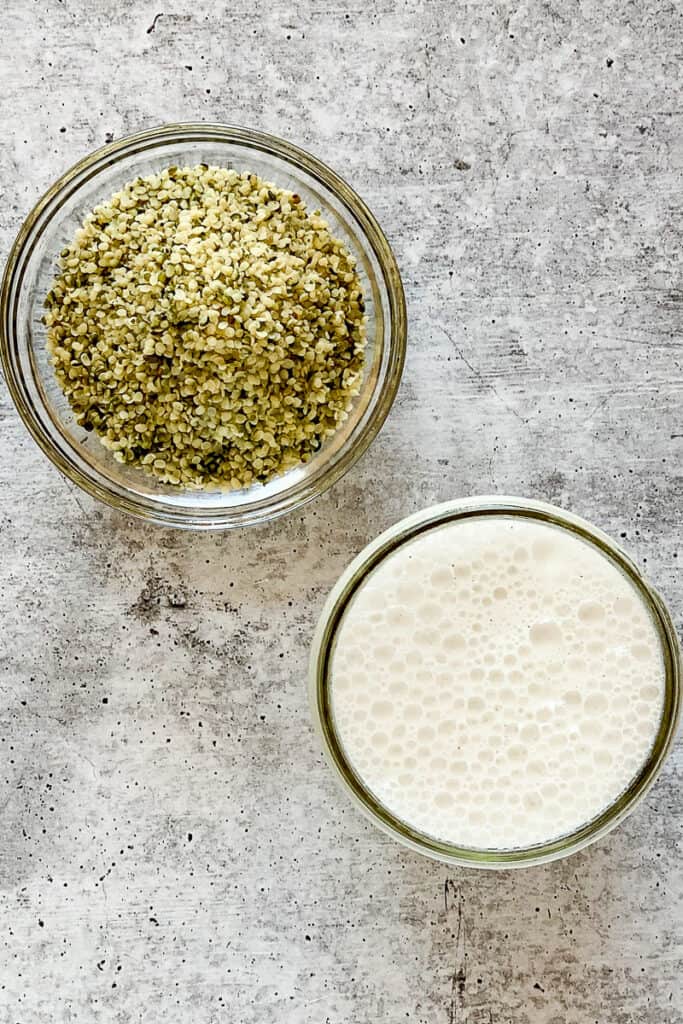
0, 1, 681, 1022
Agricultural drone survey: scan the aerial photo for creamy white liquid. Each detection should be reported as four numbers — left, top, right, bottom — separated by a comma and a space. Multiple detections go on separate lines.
330, 516, 666, 850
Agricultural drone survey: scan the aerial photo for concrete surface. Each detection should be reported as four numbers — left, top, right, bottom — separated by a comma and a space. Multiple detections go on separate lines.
0, 1, 681, 1022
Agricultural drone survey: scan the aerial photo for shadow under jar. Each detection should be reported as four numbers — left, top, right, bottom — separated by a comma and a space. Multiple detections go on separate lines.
1, 123, 406, 529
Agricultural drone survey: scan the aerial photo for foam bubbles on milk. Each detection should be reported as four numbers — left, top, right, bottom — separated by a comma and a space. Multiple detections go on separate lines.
330, 517, 665, 850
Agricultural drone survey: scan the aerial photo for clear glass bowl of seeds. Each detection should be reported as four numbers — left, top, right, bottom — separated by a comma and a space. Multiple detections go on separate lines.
1, 124, 406, 529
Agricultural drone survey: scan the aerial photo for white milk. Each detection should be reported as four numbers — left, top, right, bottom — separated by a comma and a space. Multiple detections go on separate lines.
330, 516, 665, 850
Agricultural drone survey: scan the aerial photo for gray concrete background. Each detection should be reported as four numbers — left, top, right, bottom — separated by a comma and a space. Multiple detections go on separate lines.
0, 1, 681, 1021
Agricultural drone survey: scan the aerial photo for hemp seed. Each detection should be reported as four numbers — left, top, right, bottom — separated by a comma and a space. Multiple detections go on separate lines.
45, 164, 367, 489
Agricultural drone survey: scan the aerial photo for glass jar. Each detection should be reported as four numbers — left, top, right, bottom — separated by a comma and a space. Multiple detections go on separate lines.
308, 496, 681, 868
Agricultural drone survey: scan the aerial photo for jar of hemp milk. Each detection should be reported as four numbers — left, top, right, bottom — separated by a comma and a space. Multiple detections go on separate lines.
309, 497, 680, 868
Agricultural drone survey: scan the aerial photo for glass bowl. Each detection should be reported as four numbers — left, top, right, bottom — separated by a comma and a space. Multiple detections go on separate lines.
1, 123, 406, 529
309, 496, 681, 868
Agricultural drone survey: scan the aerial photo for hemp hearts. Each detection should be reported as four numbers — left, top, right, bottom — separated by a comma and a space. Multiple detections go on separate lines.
44, 165, 367, 489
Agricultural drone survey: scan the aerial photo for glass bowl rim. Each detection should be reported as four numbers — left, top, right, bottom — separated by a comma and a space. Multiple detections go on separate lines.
308, 495, 682, 868
0, 121, 407, 530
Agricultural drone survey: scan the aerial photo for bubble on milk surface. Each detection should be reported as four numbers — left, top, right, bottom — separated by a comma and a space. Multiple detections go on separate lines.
329, 516, 666, 850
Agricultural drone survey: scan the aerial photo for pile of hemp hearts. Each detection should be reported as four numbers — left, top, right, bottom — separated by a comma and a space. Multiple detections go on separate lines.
45, 165, 367, 489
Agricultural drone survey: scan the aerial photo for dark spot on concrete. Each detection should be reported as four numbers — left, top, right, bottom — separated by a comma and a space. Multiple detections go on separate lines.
454, 158, 471, 171
129, 573, 165, 622
531, 469, 566, 503
606, 57, 613, 67
129, 572, 190, 620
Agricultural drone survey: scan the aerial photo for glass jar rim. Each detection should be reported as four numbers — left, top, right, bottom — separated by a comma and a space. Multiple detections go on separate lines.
308, 495, 681, 868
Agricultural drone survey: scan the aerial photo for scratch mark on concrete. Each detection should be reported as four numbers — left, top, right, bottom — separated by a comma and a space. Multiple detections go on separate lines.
436, 324, 528, 427
434, 82, 459, 102
584, 393, 611, 425
447, 886, 467, 1024
146, 12, 164, 34
60, 476, 98, 538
